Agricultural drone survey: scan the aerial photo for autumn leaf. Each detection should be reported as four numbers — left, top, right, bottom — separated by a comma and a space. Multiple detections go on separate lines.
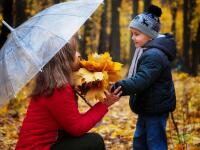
73, 52, 123, 101
80, 52, 122, 73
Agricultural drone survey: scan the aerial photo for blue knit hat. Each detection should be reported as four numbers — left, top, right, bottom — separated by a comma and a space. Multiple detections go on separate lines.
129, 5, 162, 39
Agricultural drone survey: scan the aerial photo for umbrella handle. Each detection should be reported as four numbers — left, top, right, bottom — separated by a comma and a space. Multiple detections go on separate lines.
2, 20, 15, 32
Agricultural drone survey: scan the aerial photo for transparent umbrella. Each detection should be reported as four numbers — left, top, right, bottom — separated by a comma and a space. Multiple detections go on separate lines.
0, 0, 103, 106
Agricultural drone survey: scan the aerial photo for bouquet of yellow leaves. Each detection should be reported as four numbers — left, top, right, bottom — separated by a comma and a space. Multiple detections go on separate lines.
73, 52, 123, 102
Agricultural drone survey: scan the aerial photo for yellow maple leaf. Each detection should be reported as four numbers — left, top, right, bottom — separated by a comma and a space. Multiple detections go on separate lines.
74, 52, 123, 101
80, 52, 123, 72
73, 68, 105, 84
85, 88, 105, 102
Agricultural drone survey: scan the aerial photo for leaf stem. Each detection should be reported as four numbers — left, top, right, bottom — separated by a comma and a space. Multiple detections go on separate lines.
75, 90, 92, 108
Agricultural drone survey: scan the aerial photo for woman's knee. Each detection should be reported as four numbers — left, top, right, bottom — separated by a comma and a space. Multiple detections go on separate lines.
51, 132, 106, 150
86, 133, 105, 150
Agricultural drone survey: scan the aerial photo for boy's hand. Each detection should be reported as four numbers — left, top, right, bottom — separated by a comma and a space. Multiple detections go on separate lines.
111, 81, 125, 95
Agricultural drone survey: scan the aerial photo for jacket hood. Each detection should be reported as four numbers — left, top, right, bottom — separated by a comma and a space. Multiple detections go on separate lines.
144, 33, 177, 61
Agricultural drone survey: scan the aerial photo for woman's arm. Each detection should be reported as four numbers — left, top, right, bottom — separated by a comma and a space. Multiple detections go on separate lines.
47, 84, 108, 137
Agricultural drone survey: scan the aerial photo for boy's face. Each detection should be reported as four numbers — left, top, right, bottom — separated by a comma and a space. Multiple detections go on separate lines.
131, 28, 152, 48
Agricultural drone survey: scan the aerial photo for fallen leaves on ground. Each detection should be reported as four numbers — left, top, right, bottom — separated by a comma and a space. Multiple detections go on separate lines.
0, 71, 200, 150
78, 96, 136, 150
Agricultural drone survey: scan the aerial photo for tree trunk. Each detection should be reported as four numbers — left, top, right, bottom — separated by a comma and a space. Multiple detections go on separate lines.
42, 0, 49, 8
15, 0, 27, 27
0, 0, 14, 48
79, 32, 87, 59
129, 0, 138, 63
98, 0, 108, 54
109, 0, 121, 61
161, 0, 168, 5
191, 23, 200, 76
169, 0, 177, 36
53, 0, 60, 4
171, 7, 177, 36
79, 21, 92, 59
183, 0, 190, 69
182, 0, 196, 71
143, 0, 151, 11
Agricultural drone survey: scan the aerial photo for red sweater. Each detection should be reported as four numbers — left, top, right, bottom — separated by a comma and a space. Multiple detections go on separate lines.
16, 84, 108, 150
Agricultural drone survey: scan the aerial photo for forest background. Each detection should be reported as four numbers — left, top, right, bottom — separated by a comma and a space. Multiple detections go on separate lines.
0, 0, 199, 149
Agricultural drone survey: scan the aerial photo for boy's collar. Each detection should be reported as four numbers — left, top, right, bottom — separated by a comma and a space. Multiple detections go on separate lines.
142, 34, 166, 48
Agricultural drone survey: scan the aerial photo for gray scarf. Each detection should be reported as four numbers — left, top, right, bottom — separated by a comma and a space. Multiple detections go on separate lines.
128, 35, 165, 78
128, 47, 145, 78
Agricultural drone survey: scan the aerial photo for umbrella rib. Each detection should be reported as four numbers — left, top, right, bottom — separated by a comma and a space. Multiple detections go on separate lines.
30, 2, 102, 18
0, 15, 42, 62
0, 25, 65, 64
30, 13, 88, 19
0, 26, 69, 63
17, 25, 66, 42
0, 68, 11, 103
3, 50, 16, 98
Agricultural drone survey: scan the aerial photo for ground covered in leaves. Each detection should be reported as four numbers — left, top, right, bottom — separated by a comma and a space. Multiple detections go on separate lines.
0, 72, 200, 150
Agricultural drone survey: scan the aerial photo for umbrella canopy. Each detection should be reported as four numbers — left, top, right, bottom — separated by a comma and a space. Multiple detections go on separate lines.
0, 0, 103, 106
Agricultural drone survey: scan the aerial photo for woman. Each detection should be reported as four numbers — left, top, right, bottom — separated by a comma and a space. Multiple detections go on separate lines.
16, 36, 122, 150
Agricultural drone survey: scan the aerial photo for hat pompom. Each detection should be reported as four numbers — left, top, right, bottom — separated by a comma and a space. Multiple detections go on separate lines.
147, 5, 162, 17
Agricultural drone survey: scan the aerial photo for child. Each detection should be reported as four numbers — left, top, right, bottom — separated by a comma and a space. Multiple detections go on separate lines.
16, 36, 122, 150
112, 5, 176, 150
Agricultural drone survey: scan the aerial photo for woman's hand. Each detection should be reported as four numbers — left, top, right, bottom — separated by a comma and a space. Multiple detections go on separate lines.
103, 86, 122, 107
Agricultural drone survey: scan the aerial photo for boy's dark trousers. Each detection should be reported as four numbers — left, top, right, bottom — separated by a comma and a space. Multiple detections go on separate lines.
133, 113, 169, 150
51, 131, 106, 150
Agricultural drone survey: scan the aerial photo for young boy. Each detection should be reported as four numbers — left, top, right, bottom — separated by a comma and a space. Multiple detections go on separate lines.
112, 5, 176, 150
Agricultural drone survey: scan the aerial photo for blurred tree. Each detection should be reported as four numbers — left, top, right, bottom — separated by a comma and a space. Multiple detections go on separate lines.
129, 0, 138, 63
190, 0, 199, 76
191, 22, 200, 76
53, 0, 60, 4
79, 20, 92, 59
183, 0, 196, 71
143, 0, 151, 11
98, 0, 108, 54
132, 0, 138, 26
109, 0, 121, 61
42, 0, 49, 8
183, 0, 190, 69
0, 0, 14, 48
161, 0, 168, 5
169, 0, 178, 36
15, 0, 27, 27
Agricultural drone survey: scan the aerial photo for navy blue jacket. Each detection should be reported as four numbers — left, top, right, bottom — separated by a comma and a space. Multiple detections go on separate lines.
115, 34, 176, 115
